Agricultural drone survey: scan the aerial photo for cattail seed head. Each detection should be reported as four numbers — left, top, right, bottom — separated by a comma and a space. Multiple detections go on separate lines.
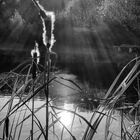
35, 0, 56, 51
31, 41, 40, 79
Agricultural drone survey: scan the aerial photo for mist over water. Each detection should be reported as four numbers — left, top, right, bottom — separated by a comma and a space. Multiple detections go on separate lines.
0, 24, 135, 88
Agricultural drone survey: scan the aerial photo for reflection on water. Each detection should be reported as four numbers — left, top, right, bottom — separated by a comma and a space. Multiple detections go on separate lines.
0, 96, 92, 140
58, 103, 73, 127
0, 73, 102, 139
0, 96, 131, 140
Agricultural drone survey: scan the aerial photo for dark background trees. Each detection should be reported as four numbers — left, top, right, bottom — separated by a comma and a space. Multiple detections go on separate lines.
0, 0, 140, 73
0, 0, 140, 44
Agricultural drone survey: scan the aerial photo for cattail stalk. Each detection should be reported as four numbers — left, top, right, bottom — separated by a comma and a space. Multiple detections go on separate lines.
31, 1, 55, 139
31, 44, 38, 140
44, 47, 49, 140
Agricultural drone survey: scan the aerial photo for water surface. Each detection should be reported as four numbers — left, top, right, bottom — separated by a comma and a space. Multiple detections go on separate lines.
0, 73, 131, 140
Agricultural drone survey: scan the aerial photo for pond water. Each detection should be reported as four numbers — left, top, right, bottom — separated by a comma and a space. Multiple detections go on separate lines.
0, 72, 131, 140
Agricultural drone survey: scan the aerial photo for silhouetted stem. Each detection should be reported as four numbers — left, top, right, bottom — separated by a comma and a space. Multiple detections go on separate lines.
5, 117, 9, 138
44, 46, 50, 140
31, 52, 37, 140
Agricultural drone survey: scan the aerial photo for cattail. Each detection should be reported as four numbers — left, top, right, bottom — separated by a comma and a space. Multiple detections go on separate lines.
40, 11, 56, 51
31, 41, 40, 79
31, 1, 56, 139
32, 0, 56, 51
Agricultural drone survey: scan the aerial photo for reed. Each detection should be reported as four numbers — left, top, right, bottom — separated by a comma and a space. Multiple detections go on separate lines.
1, 55, 140, 140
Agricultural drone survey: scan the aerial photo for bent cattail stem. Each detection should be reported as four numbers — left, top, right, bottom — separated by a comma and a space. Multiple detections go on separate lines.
32, 0, 56, 51
40, 11, 56, 52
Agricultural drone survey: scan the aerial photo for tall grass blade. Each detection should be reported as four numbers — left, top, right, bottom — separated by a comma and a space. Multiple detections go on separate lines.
61, 127, 65, 140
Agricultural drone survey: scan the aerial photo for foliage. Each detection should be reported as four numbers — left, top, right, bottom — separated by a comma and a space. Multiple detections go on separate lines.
63, 0, 140, 34
0, 0, 140, 44
99, 0, 140, 32
0, 0, 70, 44
64, 0, 102, 27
